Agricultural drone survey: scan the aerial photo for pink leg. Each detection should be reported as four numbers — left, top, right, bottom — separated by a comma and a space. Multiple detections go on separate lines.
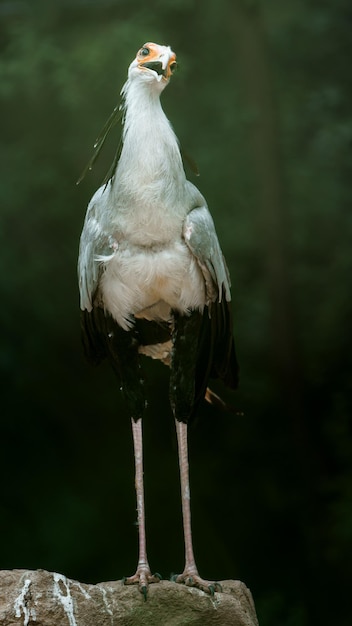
174, 418, 222, 595
124, 417, 161, 597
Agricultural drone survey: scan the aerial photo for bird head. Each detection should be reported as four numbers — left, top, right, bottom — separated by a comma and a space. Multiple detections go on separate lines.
128, 42, 177, 89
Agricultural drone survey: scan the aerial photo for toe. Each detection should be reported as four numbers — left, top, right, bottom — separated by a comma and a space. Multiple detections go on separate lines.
172, 571, 222, 595
123, 567, 162, 598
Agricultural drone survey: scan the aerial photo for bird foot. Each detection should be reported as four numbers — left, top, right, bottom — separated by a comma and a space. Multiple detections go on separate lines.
123, 566, 162, 599
171, 570, 222, 595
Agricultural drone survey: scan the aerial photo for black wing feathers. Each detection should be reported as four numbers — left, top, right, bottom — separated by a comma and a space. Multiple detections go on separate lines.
210, 295, 239, 389
81, 293, 238, 423
170, 292, 238, 423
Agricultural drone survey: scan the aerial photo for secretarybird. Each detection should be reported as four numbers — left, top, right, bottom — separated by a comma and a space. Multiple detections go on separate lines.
78, 42, 239, 597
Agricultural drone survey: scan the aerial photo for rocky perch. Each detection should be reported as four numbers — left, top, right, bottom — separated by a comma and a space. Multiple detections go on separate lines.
0, 569, 259, 626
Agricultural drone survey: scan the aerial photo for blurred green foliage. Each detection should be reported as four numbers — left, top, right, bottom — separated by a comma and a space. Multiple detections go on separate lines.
0, 1, 351, 625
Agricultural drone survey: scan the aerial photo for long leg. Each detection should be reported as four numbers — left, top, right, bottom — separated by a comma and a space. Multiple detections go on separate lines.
173, 418, 222, 595
124, 417, 161, 598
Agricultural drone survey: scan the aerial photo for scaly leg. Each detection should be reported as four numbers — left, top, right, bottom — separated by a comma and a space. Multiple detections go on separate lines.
124, 417, 161, 598
173, 418, 222, 595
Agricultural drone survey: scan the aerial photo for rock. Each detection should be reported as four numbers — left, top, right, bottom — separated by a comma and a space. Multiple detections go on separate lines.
0, 569, 259, 626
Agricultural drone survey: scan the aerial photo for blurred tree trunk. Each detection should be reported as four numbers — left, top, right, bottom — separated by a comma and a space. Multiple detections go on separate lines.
231, 0, 302, 416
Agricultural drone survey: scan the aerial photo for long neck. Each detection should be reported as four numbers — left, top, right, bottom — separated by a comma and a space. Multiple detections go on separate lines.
113, 78, 185, 197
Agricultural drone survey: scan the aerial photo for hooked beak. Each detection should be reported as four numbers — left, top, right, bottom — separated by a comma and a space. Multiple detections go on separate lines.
141, 61, 168, 78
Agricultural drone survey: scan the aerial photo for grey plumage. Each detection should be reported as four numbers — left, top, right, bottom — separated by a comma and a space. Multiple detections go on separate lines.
78, 42, 238, 596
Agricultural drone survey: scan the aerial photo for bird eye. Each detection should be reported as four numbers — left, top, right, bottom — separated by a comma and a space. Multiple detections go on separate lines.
140, 47, 150, 57
170, 62, 177, 73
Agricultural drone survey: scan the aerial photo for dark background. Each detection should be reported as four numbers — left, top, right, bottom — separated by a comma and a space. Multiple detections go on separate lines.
1, 1, 351, 624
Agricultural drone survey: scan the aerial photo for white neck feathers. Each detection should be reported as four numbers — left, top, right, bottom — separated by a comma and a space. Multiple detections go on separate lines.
113, 77, 185, 194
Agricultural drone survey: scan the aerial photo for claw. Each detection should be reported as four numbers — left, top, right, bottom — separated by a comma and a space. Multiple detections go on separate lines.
208, 584, 215, 596
172, 570, 222, 595
123, 566, 161, 599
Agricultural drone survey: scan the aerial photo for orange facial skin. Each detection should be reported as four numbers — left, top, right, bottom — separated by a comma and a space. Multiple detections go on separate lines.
137, 42, 177, 80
